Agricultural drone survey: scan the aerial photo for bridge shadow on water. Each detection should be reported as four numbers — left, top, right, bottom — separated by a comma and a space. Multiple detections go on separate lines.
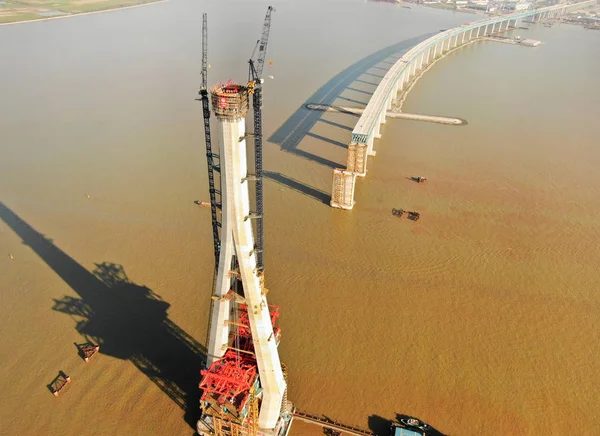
266, 33, 434, 204
0, 201, 205, 431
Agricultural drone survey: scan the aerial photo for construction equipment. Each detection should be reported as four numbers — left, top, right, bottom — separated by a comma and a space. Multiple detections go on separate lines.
247, 5, 274, 273
198, 12, 222, 264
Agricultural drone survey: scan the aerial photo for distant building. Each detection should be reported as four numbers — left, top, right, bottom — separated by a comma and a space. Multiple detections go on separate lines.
515, 2, 533, 10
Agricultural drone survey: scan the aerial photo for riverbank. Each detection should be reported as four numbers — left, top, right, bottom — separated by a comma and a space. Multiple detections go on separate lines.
0, 0, 167, 26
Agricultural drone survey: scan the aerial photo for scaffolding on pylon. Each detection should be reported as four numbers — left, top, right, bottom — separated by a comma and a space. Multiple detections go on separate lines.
346, 143, 367, 176
330, 169, 357, 210
247, 387, 259, 436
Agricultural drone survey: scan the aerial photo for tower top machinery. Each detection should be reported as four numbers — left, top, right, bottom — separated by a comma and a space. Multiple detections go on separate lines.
196, 8, 293, 436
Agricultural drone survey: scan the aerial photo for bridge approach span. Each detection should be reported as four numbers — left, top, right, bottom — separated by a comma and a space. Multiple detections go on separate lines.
330, 0, 596, 209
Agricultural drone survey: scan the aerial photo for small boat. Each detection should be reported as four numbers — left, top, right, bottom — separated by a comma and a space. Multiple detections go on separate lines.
392, 208, 405, 217
194, 200, 210, 207
400, 418, 429, 431
407, 211, 420, 221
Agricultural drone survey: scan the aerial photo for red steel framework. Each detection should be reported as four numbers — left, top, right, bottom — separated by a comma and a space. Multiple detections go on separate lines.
235, 304, 281, 352
199, 302, 282, 416
200, 350, 258, 405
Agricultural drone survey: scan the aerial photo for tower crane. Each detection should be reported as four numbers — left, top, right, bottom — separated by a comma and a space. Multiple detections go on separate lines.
247, 5, 274, 273
198, 12, 222, 264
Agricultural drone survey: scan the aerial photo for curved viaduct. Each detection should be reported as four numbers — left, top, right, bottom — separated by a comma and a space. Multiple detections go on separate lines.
330, 0, 596, 210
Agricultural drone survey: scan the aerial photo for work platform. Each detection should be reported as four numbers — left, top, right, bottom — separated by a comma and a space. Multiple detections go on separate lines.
293, 412, 373, 436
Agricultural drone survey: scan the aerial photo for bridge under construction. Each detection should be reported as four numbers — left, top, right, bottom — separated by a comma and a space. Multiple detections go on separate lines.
330, 0, 596, 210
193, 3, 598, 436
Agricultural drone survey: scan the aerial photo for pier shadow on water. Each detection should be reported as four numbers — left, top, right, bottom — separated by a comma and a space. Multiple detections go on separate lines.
264, 171, 330, 205
0, 201, 205, 430
267, 33, 434, 205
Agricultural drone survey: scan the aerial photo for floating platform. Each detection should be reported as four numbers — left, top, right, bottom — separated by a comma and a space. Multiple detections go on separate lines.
484, 36, 542, 46
305, 104, 467, 126
293, 411, 373, 436
48, 371, 71, 397
76, 342, 100, 362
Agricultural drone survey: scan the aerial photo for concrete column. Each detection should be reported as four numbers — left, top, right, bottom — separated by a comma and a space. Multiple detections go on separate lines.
468, 28, 473, 41
426, 47, 432, 65
367, 134, 375, 156
418, 53, 424, 71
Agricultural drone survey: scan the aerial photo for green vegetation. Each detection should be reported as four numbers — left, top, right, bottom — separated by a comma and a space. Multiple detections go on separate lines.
0, 0, 162, 24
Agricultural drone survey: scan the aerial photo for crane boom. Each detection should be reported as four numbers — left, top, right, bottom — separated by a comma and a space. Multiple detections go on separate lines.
201, 12, 208, 90
247, 6, 274, 273
248, 6, 274, 83
198, 13, 222, 264
255, 5, 273, 80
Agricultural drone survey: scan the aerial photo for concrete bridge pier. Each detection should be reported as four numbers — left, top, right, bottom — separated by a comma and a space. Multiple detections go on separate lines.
366, 134, 375, 156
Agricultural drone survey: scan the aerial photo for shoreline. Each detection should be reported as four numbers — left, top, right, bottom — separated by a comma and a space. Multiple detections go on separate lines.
0, 0, 168, 27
